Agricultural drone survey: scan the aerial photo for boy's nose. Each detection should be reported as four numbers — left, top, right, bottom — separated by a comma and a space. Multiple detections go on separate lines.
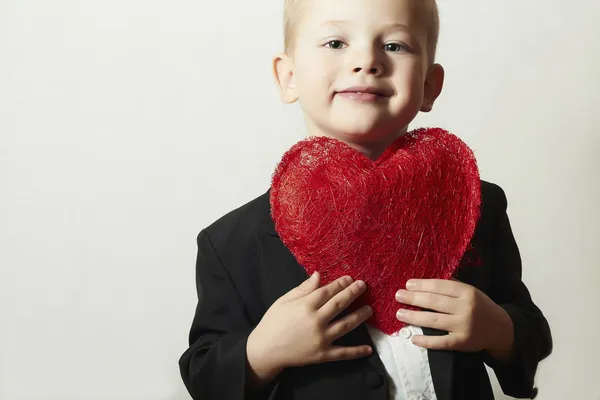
353, 65, 382, 76
351, 52, 384, 76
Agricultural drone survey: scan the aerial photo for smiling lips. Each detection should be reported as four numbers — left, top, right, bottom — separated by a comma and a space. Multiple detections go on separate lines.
336, 85, 391, 102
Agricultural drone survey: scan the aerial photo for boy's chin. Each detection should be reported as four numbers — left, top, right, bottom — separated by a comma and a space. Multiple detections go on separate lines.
327, 123, 402, 144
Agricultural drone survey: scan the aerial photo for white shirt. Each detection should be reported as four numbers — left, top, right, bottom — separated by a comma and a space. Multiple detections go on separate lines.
366, 325, 438, 400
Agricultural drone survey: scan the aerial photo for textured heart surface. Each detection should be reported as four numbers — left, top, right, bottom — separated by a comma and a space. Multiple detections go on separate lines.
270, 127, 481, 334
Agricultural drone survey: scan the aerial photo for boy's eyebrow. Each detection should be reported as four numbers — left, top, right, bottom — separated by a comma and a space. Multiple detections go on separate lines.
319, 20, 413, 33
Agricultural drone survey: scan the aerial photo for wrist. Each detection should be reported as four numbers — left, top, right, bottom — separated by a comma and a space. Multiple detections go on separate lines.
246, 330, 285, 390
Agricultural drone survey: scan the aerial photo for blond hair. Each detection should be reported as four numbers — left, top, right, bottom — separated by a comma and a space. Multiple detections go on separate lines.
283, 0, 440, 65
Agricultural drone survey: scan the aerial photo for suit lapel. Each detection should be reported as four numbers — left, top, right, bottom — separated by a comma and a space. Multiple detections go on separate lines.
423, 328, 455, 400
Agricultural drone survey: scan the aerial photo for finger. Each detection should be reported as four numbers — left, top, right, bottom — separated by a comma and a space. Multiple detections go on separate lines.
320, 345, 372, 363
277, 271, 321, 303
325, 305, 373, 341
306, 275, 355, 308
317, 280, 367, 321
405, 279, 467, 297
395, 309, 456, 331
395, 290, 457, 314
410, 333, 461, 351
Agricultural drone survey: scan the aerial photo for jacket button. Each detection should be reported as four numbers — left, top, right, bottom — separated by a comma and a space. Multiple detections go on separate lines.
365, 371, 383, 389
531, 387, 538, 399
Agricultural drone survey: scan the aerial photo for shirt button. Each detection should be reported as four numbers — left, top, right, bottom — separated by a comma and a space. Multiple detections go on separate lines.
399, 327, 412, 339
364, 371, 384, 389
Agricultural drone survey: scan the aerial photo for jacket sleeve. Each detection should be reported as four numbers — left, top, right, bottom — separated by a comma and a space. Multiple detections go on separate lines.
483, 184, 553, 399
178, 229, 280, 400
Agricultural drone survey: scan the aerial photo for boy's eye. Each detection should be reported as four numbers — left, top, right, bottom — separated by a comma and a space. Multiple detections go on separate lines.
325, 40, 346, 50
384, 42, 409, 53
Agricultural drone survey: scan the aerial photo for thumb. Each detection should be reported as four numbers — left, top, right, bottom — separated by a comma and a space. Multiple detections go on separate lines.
278, 271, 320, 303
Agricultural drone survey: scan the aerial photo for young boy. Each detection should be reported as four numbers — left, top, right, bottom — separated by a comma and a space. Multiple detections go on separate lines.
179, 0, 552, 399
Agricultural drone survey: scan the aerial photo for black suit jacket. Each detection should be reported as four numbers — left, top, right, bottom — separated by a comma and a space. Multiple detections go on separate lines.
179, 181, 552, 400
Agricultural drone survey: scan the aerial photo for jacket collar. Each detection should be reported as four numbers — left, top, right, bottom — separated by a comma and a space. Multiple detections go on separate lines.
261, 188, 279, 237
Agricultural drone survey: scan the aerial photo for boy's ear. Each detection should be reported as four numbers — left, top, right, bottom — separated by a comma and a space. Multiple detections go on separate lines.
420, 63, 445, 112
273, 53, 299, 104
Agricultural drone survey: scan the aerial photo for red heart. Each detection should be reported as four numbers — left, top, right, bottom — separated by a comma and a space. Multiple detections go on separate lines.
270, 128, 481, 334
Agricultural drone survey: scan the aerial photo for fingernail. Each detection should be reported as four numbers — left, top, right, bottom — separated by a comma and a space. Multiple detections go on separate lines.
395, 290, 405, 302
406, 280, 416, 289
396, 309, 407, 320
356, 280, 366, 289
365, 306, 373, 315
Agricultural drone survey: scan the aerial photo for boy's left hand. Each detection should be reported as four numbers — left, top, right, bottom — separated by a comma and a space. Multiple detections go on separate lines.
395, 279, 515, 362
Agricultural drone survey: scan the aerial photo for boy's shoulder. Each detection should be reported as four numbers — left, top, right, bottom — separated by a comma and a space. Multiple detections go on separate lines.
480, 179, 508, 212
201, 188, 273, 252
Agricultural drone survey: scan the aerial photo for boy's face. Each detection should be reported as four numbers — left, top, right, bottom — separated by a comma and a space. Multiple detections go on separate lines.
274, 0, 443, 159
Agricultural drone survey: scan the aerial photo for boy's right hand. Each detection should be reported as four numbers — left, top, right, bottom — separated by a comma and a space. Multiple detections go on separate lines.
246, 272, 373, 389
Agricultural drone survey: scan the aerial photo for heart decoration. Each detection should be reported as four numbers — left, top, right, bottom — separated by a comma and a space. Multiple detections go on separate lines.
270, 127, 481, 334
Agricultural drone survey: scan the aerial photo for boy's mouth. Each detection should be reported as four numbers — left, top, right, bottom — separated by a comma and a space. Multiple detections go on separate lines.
336, 85, 391, 102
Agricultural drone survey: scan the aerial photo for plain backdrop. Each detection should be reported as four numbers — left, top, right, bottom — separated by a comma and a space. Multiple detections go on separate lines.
1, 0, 599, 399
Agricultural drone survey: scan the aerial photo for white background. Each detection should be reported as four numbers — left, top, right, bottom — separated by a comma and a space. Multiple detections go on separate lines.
1, 0, 598, 399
